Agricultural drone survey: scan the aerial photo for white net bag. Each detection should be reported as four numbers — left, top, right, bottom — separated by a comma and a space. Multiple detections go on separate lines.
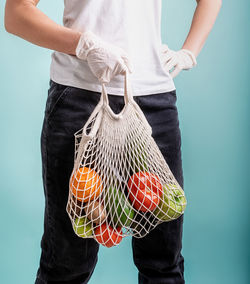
66, 71, 187, 247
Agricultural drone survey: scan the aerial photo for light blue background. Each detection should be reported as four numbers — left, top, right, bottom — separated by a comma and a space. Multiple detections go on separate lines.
0, 1, 249, 283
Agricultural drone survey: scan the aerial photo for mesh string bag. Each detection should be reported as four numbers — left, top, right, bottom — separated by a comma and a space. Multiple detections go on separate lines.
66, 71, 187, 247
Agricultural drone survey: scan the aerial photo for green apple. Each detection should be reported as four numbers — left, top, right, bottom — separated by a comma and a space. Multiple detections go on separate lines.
73, 216, 93, 237
153, 184, 187, 221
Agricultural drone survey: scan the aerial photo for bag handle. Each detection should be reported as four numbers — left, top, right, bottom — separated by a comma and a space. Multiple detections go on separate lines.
80, 70, 132, 138
101, 70, 134, 107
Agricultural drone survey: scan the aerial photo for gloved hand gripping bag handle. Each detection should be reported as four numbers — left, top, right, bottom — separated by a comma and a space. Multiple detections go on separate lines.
80, 70, 133, 140
75, 71, 152, 157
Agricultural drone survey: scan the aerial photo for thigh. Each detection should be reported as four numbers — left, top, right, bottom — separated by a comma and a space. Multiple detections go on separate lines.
37, 81, 102, 283
131, 91, 185, 284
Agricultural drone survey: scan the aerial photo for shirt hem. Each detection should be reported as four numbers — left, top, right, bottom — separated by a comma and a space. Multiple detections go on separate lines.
50, 74, 176, 96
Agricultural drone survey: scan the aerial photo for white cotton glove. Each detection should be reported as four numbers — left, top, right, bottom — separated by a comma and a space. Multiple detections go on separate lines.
75, 30, 133, 83
161, 44, 197, 78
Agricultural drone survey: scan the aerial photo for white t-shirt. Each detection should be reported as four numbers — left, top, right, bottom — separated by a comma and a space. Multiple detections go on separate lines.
50, 0, 175, 96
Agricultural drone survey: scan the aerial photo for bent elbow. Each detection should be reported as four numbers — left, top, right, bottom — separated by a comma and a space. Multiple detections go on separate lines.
4, 18, 14, 34
4, 10, 11, 33
4, 5, 16, 34
4, 3, 26, 35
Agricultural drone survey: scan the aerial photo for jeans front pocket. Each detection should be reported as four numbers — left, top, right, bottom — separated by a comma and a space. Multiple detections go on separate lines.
45, 80, 72, 121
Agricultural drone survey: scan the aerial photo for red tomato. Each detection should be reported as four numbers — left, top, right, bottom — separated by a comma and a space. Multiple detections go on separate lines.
128, 171, 163, 212
94, 223, 122, 247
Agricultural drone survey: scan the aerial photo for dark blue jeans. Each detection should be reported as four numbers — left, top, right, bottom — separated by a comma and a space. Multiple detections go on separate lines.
35, 80, 185, 284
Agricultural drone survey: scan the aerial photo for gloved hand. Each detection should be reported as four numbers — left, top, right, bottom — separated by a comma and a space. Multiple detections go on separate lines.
75, 30, 133, 83
161, 44, 197, 78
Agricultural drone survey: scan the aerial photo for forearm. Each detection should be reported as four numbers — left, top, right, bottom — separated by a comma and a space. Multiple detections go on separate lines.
182, 0, 222, 57
4, 0, 82, 55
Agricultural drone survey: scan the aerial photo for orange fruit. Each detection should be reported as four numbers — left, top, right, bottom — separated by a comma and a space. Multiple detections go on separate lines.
70, 167, 102, 203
